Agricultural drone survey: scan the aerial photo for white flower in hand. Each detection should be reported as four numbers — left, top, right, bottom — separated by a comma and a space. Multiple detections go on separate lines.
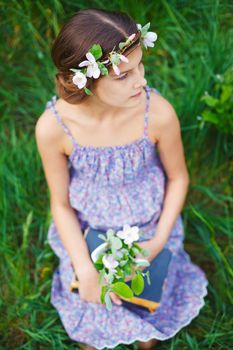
103, 254, 119, 271
72, 70, 87, 89
79, 52, 101, 79
116, 224, 140, 246
114, 249, 124, 260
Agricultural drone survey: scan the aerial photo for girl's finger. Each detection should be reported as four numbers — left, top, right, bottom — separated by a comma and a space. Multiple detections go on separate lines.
109, 292, 122, 305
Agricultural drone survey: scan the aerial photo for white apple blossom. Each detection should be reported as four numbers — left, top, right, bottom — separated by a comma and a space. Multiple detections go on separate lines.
78, 52, 101, 79
103, 254, 119, 271
136, 23, 158, 49
116, 224, 140, 246
72, 70, 87, 89
142, 31, 158, 49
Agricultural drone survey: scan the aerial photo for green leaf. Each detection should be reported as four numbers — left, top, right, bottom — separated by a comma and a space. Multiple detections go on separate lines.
141, 22, 150, 36
94, 262, 104, 271
202, 110, 219, 124
101, 285, 107, 304
118, 41, 126, 50
111, 237, 123, 252
119, 259, 128, 267
111, 54, 120, 65
132, 246, 140, 255
70, 68, 80, 73
131, 274, 144, 295
95, 254, 104, 264
220, 85, 232, 104
144, 271, 151, 285
124, 262, 133, 276
115, 269, 124, 278
89, 44, 103, 60
98, 234, 107, 241
111, 282, 134, 298
98, 64, 108, 76
104, 291, 113, 310
98, 269, 105, 285
201, 94, 218, 107
141, 248, 150, 257
105, 272, 114, 284
107, 229, 115, 240
84, 87, 93, 95
135, 259, 150, 267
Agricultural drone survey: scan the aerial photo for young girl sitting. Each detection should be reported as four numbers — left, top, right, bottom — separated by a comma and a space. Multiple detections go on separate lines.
35, 8, 208, 350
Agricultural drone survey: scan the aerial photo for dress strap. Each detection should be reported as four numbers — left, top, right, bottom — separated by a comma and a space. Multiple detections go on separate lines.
143, 86, 161, 138
46, 96, 77, 146
143, 86, 151, 138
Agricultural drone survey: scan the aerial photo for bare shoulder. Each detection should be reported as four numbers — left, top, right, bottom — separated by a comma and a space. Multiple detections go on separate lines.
35, 108, 64, 153
149, 89, 180, 142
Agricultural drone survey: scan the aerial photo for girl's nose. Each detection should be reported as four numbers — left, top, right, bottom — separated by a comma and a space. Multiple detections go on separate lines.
134, 76, 147, 90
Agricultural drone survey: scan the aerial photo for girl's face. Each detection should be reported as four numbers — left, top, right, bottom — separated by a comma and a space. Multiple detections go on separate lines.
91, 45, 147, 108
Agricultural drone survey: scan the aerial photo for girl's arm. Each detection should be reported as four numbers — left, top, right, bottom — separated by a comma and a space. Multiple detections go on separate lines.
139, 95, 190, 261
35, 111, 94, 279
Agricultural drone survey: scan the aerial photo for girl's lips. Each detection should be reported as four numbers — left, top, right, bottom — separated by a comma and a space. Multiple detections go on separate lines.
131, 91, 142, 97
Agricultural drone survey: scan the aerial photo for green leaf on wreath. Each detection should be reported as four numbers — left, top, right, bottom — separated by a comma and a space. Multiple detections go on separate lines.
84, 87, 93, 95
89, 44, 103, 60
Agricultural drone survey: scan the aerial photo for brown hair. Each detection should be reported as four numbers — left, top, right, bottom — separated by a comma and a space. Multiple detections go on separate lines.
51, 8, 140, 104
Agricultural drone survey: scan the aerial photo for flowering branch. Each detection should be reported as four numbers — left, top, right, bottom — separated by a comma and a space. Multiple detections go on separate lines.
90, 224, 151, 310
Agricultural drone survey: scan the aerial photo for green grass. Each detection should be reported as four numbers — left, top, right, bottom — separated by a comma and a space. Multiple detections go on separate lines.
0, 0, 232, 349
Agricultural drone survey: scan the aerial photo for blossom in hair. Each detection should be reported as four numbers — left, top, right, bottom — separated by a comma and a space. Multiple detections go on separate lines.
79, 52, 101, 79
137, 23, 158, 49
71, 70, 87, 89
109, 52, 129, 76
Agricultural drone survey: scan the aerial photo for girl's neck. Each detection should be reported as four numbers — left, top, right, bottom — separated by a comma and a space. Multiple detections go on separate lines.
60, 88, 146, 125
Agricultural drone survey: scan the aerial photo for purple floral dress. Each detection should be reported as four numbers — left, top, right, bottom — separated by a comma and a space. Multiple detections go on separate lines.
45, 85, 208, 349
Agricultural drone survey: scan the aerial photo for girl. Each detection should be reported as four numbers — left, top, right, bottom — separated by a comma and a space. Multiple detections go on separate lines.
35, 8, 208, 350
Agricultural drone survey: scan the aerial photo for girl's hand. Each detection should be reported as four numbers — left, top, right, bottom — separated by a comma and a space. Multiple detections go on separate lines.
77, 264, 122, 306
136, 239, 158, 263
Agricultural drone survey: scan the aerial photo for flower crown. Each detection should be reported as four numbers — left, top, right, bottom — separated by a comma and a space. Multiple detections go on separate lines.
69, 22, 157, 95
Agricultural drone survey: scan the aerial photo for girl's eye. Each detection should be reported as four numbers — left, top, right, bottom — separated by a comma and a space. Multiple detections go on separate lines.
118, 74, 128, 80
117, 60, 143, 81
